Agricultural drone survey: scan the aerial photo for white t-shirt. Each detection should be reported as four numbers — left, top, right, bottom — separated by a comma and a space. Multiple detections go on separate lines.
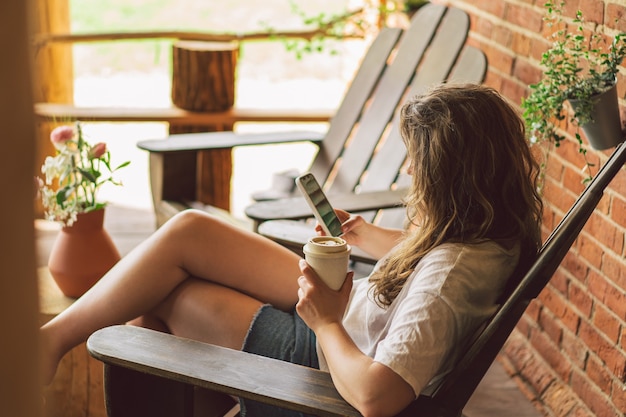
317, 240, 520, 397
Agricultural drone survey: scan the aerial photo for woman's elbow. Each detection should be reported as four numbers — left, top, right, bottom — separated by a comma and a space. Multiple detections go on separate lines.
356, 399, 411, 417
352, 389, 414, 417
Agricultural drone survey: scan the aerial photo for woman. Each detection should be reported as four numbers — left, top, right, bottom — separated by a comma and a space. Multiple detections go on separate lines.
41, 84, 543, 417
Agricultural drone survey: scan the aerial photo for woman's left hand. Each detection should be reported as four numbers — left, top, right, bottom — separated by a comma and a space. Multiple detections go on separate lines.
295, 259, 353, 332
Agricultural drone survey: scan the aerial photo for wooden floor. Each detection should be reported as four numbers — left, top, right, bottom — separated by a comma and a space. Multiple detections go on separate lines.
35, 203, 543, 417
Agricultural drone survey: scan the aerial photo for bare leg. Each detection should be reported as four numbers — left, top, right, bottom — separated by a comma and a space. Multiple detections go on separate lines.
40, 209, 302, 383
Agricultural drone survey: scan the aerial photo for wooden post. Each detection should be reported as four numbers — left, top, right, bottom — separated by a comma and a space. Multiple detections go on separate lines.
31, 0, 74, 217
162, 41, 239, 212
1, 1, 41, 417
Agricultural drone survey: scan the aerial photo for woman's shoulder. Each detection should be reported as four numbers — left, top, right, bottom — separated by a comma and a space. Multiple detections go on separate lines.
408, 240, 520, 293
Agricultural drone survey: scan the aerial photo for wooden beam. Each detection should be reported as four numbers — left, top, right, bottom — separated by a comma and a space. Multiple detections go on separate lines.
33, 103, 334, 124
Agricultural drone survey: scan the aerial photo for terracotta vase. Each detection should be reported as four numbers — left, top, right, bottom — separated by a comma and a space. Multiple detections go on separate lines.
48, 208, 121, 298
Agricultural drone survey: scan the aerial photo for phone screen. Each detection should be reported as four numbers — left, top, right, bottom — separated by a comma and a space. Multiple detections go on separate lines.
296, 173, 343, 237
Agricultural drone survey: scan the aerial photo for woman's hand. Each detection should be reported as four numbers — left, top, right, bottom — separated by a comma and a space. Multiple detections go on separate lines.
315, 209, 405, 260
295, 259, 353, 332
314, 209, 368, 248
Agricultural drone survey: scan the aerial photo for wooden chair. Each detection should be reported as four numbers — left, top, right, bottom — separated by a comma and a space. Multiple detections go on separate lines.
137, 4, 487, 228
87, 141, 626, 417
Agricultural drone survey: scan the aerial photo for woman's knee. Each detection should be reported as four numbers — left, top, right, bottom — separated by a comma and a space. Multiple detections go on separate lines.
161, 209, 223, 238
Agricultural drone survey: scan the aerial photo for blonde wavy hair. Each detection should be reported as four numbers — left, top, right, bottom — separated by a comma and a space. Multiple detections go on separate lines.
369, 84, 543, 307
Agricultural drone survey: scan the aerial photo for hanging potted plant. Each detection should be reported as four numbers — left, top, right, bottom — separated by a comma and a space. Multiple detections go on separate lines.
521, 1, 626, 176
37, 122, 130, 297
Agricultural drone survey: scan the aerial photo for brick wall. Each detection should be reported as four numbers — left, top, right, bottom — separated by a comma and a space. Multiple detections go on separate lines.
431, 1, 626, 416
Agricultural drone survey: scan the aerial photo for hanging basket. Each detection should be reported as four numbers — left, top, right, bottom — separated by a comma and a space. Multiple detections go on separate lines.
569, 82, 625, 150
48, 208, 121, 298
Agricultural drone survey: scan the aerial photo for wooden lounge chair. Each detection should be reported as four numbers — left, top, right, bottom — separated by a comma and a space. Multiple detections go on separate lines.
138, 3, 486, 228
87, 141, 626, 417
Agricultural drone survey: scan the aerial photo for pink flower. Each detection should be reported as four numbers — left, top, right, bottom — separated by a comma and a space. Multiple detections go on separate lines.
50, 125, 75, 149
89, 142, 107, 159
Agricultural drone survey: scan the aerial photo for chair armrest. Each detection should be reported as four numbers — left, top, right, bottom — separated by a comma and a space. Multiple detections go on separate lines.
244, 188, 408, 223
137, 130, 325, 152
87, 325, 360, 417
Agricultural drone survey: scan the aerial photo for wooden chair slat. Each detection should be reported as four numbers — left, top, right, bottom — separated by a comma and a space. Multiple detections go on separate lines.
307, 26, 404, 186
326, 4, 449, 193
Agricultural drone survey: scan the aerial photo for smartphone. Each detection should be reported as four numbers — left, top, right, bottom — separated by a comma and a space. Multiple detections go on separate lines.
295, 173, 343, 237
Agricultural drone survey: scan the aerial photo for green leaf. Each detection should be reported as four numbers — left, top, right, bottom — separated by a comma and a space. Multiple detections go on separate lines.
78, 168, 97, 183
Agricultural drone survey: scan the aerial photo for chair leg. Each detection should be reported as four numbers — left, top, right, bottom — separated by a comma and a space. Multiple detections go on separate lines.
104, 364, 194, 417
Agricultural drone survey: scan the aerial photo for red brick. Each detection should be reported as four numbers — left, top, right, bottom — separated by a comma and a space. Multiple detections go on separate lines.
579, 321, 626, 380
586, 354, 613, 394
538, 308, 563, 344
562, 329, 588, 369
603, 283, 626, 322
541, 380, 580, 417
543, 156, 566, 186
550, 269, 569, 294
593, 304, 621, 343
505, 3, 543, 33
610, 195, 626, 228
601, 254, 626, 295
561, 249, 589, 283
482, 43, 514, 74
538, 285, 567, 317
482, 69, 503, 91
571, 370, 621, 417
511, 31, 532, 57
579, 0, 605, 25
513, 58, 543, 85
543, 178, 577, 215
584, 213, 624, 255
570, 406, 596, 417
568, 280, 593, 318
578, 235, 603, 270
473, 15, 494, 39
607, 165, 626, 197
520, 348, 557, 395
493, 24, 512, 48
471, 0, 505, 18
529, 36, 550, 61
516, 312, 536, 338
607, 251, 626, 287
607, 4, 626, 32
500, 77, 527, 106
563, 161, 591, 195
588, 271, 611, 306
560, 0, 582, 19
526, 298, 542, 320
531, 325, 572, 382
611, 379, 626, 413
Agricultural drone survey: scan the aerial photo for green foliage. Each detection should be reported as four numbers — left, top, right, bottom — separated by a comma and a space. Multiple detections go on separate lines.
270, 0, 373, 60
521, 1, 626, 182
522, 2, 626, 148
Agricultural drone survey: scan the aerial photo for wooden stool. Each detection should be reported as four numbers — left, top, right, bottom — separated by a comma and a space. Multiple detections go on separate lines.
39, 267, 106, 417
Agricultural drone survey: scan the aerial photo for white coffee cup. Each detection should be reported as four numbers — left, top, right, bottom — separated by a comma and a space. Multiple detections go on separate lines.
303, 236, 351, 290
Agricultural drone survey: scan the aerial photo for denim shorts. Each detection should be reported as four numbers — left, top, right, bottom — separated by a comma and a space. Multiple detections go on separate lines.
240, 304, 319, 417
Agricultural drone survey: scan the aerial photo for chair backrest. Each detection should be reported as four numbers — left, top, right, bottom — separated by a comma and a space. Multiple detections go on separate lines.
313, 3, 486, 225
401, 141, 626, 416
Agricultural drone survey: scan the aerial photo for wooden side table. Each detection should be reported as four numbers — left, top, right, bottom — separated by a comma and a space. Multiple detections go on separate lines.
39, 267, 106, 417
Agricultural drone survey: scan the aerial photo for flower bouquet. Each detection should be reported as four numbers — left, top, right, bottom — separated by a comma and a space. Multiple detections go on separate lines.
38, 122, 130, 226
